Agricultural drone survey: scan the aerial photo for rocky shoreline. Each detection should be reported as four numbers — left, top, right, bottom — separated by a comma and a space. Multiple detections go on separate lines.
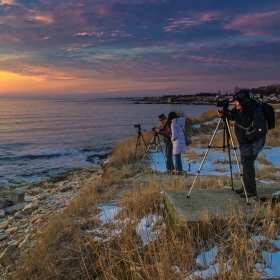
0, 165, 103, 275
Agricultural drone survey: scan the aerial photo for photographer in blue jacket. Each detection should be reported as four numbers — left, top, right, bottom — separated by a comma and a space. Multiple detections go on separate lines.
218, 89, 267, 198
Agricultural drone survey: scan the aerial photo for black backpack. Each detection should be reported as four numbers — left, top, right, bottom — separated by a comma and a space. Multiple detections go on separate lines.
262, 102, 276, 130
250, 98, 276, 130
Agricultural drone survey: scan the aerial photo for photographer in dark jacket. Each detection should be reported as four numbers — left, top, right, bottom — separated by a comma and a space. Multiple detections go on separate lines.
155, 114, 174, 173
218, 89, 267, 198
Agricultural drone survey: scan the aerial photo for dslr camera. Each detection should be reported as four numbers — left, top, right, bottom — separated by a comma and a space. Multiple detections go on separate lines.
216, 98, 230, 109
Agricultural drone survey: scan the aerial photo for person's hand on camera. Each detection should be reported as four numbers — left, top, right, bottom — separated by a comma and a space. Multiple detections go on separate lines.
217, 110, 223, 117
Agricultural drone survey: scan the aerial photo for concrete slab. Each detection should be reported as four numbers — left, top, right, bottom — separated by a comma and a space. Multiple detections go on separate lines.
164, 185, 280, 223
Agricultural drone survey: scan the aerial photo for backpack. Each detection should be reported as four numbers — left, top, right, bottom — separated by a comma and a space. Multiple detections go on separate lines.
262, 102, 276, 130
180, 125, 192, 146
250, 98, 276, 130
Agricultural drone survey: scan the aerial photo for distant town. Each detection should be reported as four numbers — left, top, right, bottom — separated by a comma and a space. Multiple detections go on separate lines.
132, 84, 280, 105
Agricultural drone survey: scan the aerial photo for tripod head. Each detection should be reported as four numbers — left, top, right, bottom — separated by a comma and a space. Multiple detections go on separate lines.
134, 124, 146, 134
216, 98, 232, 121
151, 127, 159, 136
220, 108, 232, 121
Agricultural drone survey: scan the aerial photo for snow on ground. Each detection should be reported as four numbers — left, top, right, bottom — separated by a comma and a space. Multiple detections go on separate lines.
136, 215, 165, 246
92, 203, 280, 279
150, 145, 280, 175
86, 205, 166, 246
147, 143, 280, 279
88, 131, 280, 279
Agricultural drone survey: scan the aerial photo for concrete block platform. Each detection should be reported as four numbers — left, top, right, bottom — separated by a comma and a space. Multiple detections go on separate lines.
164, 186, 280, 223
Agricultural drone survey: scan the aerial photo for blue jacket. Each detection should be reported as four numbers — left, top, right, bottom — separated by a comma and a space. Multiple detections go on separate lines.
230, 99, 267, 156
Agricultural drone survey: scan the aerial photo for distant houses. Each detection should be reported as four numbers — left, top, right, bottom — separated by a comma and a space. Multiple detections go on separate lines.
132, 86, 280, 104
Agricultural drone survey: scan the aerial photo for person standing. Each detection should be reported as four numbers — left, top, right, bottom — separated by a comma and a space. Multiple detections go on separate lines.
155, 114, 174, 173
217, 89, 267, 198
167, 111, 186, 173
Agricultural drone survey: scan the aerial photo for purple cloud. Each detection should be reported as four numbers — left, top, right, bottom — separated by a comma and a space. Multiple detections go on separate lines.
163, 11, 222, 33
0, 0, 280, 96
224, 11, 280, 36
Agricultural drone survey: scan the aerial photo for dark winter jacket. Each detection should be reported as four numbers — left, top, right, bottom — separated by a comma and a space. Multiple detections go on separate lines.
230, 99, 267, 156
158, 125, 172, 143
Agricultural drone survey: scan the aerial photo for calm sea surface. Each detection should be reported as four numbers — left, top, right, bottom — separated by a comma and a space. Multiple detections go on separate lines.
0, 98, 214, 186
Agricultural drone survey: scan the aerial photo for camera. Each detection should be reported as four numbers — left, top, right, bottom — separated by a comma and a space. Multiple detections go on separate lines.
152, 127, 157, 131
216, 98, 230, 109
134, 124, 141, 128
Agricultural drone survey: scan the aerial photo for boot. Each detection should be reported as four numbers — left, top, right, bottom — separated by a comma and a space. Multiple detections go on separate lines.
235, 188, 244, 194
240, 192, 257, 198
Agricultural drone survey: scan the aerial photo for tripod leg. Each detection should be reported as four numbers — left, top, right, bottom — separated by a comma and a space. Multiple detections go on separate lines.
221, 120, 233, 187
187, 118, 222, 198
134, 134, 141, 159
156, 135, 167, 164
225, 119, 250, 205
136, 136, 158, 172
154, 136, 159, 170
225, 123, 234, 190
134, 132, 148, 160
140, 133, 148, 148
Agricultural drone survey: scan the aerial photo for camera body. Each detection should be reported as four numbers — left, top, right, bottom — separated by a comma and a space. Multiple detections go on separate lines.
152, 127, 157, 131
134, 124, 141, 128
216, 98, 230, 109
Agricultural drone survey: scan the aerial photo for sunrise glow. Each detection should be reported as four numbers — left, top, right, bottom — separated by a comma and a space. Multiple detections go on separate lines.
0, 1, 279, 98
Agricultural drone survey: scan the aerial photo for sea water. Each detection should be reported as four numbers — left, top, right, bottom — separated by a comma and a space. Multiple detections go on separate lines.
0, 98, 214, 186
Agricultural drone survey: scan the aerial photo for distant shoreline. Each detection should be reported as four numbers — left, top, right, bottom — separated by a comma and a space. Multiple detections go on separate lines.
132, 101, 217, 105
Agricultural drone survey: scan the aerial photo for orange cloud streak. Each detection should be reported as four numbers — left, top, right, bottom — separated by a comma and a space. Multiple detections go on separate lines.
0, 71, 173, 96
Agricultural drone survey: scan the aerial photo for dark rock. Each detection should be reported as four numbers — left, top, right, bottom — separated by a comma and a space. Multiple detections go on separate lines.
0, 245, 19, 267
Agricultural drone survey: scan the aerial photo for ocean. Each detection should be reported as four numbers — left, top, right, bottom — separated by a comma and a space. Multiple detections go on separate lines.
0, 98, 214, 186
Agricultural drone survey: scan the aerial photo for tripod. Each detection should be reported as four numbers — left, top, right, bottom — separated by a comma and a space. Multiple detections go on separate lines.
136, 131, 166, 172
187, 113, 251, 205
134, 125, 148, 160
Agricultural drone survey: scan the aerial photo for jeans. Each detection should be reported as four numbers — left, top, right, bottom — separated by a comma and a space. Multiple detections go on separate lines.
174, 154, 183, 172
165, 141, 174, 171
241, 154, 258, 193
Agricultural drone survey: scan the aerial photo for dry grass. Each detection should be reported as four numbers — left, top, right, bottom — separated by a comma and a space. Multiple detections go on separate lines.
107, 131, 154, 167
184, 148, 200, 161
13, 171, 280, 280
266, 105, 280, 146
9, 108, 280, 280
199, 109, 218, 122
257, 155, 275, 168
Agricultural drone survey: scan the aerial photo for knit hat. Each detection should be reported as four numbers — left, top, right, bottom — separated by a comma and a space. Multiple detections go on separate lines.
158, 114, 166, 121
233, 89, 251, 107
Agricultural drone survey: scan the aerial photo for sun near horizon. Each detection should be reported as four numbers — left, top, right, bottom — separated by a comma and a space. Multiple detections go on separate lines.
0, 71, 151, 97
0, 71, 193, 98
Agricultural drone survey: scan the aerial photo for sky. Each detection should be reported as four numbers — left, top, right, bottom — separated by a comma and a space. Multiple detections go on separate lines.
0, 0, 280, 98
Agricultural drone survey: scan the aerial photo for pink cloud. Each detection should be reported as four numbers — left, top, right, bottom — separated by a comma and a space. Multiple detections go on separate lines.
224, 11, 280, 36
74, 31, 105, 37
163, 18, 197, 32
163, 11, 221, 32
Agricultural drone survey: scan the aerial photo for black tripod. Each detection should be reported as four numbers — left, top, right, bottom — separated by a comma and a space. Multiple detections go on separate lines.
136, 130, 166, 172
187, 112, 250, 205
134, 124, 148, 160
